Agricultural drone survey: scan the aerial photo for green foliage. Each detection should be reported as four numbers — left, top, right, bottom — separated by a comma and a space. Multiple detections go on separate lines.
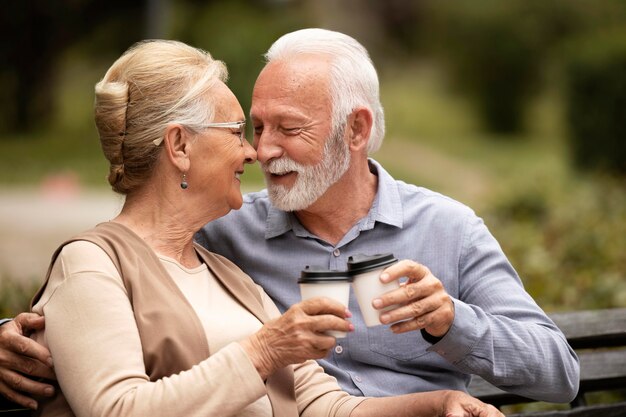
429, 0, 557, 133
563, 31, 626, 175
422, 0, 624, 136
0, 278, 40, 318
485, 175, 626, 310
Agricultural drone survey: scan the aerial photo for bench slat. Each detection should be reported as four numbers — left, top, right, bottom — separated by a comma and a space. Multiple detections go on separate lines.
578, 350, 626, 391
468, 347, 626, 405
508, 401, 626, 417
550, 308, 626, 349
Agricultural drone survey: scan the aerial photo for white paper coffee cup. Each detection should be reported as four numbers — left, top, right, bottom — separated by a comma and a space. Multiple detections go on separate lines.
298, 266, 352, 338
347, 253, 399, 327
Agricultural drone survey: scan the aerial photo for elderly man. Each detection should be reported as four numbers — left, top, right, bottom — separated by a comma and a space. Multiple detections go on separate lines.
1, 28, 578, 410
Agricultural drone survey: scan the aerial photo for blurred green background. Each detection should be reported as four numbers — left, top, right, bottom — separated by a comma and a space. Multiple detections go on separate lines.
2, 0, 625, 311
0, 2, 625, 407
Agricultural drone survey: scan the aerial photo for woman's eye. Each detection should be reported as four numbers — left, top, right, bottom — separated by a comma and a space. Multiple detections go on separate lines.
254, 126, 263, 135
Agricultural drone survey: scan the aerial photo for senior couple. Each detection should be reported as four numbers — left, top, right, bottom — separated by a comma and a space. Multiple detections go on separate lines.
0, 29, 579, 416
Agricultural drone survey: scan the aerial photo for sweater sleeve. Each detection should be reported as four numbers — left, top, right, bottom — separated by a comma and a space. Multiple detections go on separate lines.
426, 215, 579, 402
257, 288, 368, 417
32, 241, 267, 417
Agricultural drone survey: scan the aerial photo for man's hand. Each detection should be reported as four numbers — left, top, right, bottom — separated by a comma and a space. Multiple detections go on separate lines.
0, 313, 56, 410
241, 297, 353, 380
372, 260, 455, 337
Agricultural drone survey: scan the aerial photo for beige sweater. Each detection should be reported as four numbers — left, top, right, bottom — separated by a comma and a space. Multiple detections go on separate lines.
31, 223, 365, 417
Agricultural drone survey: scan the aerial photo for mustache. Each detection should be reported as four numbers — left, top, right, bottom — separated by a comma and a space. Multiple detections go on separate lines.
262, 157, 306, 174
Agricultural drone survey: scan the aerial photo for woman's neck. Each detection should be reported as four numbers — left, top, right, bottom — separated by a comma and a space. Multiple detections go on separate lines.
112, 190, 202, 268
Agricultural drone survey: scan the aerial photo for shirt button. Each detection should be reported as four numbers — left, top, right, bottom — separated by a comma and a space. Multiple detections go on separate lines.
335, 345, 343, 354
333, 249, 341, 257
354, 375, 362, 382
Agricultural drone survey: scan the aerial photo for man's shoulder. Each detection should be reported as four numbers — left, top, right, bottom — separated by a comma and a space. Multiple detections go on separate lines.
396, 180, 476, 217
372, 159, 476, 218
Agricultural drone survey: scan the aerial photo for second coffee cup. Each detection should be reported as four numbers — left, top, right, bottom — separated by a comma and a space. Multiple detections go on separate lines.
298, 266, 352, 338
347, 253, 399, 327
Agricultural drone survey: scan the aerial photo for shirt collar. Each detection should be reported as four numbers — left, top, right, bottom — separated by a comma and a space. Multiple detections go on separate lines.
265, 204, 294, 239
367, 158, 404, 229
264, 158, 403, 239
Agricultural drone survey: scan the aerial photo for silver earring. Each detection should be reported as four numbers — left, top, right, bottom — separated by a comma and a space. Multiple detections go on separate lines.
180, 173, 188, 189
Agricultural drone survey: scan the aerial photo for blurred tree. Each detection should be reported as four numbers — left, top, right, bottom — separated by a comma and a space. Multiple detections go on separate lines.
564, 30, 626, 175
429, 0, 584, 135
0, 0, 146, 135
366, 0, 428, 55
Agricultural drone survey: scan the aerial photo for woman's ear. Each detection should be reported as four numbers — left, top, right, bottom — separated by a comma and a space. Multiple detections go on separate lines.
163, 124, 191, 172
346, 107, 373, 152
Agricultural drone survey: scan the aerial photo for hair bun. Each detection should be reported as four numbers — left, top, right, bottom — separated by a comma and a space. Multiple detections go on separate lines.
95, 81, 130, 191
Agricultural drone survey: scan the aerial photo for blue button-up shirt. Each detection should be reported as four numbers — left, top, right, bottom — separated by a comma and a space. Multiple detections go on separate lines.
196, 159, 579, 402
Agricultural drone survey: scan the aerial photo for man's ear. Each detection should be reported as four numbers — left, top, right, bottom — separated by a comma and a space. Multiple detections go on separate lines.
163, 124, 191, 172
346, 107, 373, 152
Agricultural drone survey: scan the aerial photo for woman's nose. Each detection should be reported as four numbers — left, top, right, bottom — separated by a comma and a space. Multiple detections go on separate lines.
243, 140, 257, 164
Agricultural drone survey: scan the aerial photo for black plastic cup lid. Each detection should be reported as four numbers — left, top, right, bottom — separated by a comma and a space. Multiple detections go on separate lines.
298, 265, 352, 283
346, 253, 398, 275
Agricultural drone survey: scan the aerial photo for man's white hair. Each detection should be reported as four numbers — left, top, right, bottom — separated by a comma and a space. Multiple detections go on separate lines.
264, 28, 385, 154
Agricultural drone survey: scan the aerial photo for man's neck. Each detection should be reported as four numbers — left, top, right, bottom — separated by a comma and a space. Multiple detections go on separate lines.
294, 161, 378, 246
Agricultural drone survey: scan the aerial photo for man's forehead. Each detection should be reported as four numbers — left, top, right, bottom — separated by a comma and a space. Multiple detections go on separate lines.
250, 105, 309, 122
252, 58, 331, 117
258, 56, 331, 88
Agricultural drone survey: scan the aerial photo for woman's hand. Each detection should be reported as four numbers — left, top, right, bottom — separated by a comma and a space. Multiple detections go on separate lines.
240, 297, 353, 379
352, 390, 504, 417
440, 390, 504, 417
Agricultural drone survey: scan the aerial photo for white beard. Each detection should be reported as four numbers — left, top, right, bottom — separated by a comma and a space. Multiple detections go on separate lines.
262, 127, 351, 212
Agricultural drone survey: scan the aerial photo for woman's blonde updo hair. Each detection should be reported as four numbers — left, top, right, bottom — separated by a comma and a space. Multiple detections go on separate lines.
94, 39, 228, 194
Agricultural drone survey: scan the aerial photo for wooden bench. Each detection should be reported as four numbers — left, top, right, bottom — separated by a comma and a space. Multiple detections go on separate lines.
1, 308, 625, 416
468, 308, 626, 416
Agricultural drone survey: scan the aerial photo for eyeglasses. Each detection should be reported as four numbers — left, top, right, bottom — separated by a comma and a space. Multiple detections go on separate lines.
153, 121, 246, 146
198, 121, 247, 147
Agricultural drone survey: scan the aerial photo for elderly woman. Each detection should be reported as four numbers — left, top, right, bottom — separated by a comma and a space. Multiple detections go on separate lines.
29, 40, 501, 417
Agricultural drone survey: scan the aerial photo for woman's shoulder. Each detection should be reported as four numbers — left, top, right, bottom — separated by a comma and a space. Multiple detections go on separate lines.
32, 240, 124, 313
58, 240, 119, 276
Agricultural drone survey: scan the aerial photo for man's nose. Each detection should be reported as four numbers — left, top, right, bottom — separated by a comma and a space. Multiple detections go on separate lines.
255, 130, 284, 163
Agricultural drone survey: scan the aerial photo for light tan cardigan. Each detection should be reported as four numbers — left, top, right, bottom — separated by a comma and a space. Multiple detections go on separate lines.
30, 222, 309, 416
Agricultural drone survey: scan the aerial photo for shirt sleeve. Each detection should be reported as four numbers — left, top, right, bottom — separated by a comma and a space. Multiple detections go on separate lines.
33, 241, 267, 417
426, 214, 580, 402
257, 287, 368, 417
